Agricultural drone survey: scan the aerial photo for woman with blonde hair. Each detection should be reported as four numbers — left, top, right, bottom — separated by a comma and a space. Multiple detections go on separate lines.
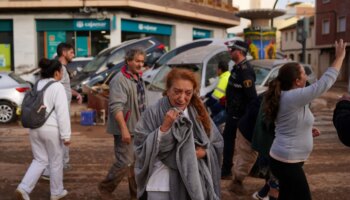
134, 68, 223, 200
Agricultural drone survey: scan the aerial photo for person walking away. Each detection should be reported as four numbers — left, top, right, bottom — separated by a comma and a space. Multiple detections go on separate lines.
98, 48, 147, 200
15, 58, 71, 200
41, 43, 83, 180
265, 39, 347, 200
221, 40, 257, 179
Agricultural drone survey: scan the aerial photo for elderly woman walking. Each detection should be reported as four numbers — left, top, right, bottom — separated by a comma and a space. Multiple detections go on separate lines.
133, 68, 223, 200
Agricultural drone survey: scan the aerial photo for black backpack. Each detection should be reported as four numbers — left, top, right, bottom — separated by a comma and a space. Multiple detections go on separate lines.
21, 80, 56, 129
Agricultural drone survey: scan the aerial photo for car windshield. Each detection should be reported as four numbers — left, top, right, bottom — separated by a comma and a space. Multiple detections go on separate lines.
252, 65, 271, 85
150, 64, 202, 90
82, 46, 120, 73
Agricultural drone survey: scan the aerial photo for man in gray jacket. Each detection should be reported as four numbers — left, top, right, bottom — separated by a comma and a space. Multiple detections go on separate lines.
98, 48, 148, 200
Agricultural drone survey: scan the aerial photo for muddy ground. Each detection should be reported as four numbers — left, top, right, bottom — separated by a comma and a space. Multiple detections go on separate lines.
1, 84, 350, 200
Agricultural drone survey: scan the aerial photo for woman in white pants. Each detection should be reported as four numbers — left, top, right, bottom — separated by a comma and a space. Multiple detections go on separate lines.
15, 58, 71, 200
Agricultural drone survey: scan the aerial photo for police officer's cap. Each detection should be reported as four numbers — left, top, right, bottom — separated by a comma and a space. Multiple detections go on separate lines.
227, 40, 249, 54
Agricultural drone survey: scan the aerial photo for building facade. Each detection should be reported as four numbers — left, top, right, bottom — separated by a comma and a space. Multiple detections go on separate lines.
0, 0, 239, 72
315, 0, 350, 82
280, 16, 320, 76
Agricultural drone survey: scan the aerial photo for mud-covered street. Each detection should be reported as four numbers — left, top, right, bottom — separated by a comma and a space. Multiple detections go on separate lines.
1, 84, 350, 200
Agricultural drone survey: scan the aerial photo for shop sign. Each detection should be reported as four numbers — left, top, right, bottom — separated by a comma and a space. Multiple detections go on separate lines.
121, 19, 172, 35
0, 20, 13, 32
74, 19, 110, 31
193, 28, 211, 39
46, 31, 66, 59
0, 44, 11, 71
76, 36, 89, 57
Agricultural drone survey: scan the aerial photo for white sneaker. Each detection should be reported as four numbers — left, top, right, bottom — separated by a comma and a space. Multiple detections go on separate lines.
50, 189, 68, 200
41, 175, 50, 181
252, 191, 269, 200
15, 187, 30, 200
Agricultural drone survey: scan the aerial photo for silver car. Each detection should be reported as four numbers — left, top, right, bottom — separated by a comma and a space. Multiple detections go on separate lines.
0, 72, 31, 123
251, 59, 317, 94
146, 45, 234, 104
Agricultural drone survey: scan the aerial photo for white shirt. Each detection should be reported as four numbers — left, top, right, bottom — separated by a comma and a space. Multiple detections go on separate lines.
37, 78, 71, 140
146, 108, 189, 192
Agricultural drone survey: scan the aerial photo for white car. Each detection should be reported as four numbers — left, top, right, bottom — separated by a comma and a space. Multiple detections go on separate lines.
142, 37, 245, 85
146, 45, 234, 104
0, 72, 31, 123
251, 59, 317, 94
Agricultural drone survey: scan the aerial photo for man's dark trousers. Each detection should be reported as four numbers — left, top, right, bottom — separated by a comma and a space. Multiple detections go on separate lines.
221, 116, 239, 176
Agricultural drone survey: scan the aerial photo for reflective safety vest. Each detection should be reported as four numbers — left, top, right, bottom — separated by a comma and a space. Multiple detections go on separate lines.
212, 71, 230, 100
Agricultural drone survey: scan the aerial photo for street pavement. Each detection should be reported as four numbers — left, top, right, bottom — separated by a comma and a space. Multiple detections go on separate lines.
1, 83, 350, 200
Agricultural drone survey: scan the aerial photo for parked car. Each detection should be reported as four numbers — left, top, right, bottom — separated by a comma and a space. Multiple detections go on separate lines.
251, 59, 317, 94
67, 57, 94, 78
142, 37, 245, 84
146, 45, 234, 104
72, 36, 166, 93
0, 72, 31, 123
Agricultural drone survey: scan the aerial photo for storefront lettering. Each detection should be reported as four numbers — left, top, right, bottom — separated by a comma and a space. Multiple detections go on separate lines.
138, 24, 157, 32
193, 30, 206, 37
76, 20, 108, 29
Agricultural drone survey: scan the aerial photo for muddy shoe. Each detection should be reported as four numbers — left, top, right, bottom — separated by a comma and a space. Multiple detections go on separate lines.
98, 185, 114, 200
15, 187, 30, 200
252, 191, 269, 200
230, 180, 247, 195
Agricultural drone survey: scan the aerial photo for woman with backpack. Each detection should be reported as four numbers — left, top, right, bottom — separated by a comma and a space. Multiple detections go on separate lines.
15, 58, 71, 200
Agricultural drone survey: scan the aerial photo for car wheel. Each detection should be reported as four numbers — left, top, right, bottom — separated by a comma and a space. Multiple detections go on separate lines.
0, 101, 16, 124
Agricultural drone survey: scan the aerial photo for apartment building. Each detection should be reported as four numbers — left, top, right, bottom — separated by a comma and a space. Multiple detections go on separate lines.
316, 0, 350, 82
280, 16, 320, 75
0, 0, 239, 72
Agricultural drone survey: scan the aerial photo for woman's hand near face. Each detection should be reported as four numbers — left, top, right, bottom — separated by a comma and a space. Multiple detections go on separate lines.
196, 146, 207, 159
160, 109, 181, 132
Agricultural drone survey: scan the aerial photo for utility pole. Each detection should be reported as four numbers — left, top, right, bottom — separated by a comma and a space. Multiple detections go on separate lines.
270, 0, 279, 27
296, 18, 309, 63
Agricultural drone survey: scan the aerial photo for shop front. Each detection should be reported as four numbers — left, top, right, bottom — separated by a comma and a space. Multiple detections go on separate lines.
193, 28, 212, 40
0, 20, 14, 71
121, 19, 172, 50
36, 19, 110, 59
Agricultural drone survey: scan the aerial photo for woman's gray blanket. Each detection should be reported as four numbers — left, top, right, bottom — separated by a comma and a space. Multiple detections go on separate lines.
134, 97, 223, 200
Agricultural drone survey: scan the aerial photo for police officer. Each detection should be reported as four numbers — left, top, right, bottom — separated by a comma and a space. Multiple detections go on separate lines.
221, 40, 257, 181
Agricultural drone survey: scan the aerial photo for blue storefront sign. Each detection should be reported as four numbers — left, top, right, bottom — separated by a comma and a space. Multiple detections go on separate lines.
76, 36, 89, 57
193, 28, 212, 39
0, 20, 13, 32
47, 31, 66, 59
121, 19, 172, 35
37, 19, 110, 31
74, 19, 110, 31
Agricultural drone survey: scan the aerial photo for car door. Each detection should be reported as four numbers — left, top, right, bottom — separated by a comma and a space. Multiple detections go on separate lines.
202, 50, 231, 97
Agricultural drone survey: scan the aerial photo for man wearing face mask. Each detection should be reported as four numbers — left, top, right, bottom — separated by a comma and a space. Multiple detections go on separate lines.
98, 48, 148, 200
221, 41, 257, 193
